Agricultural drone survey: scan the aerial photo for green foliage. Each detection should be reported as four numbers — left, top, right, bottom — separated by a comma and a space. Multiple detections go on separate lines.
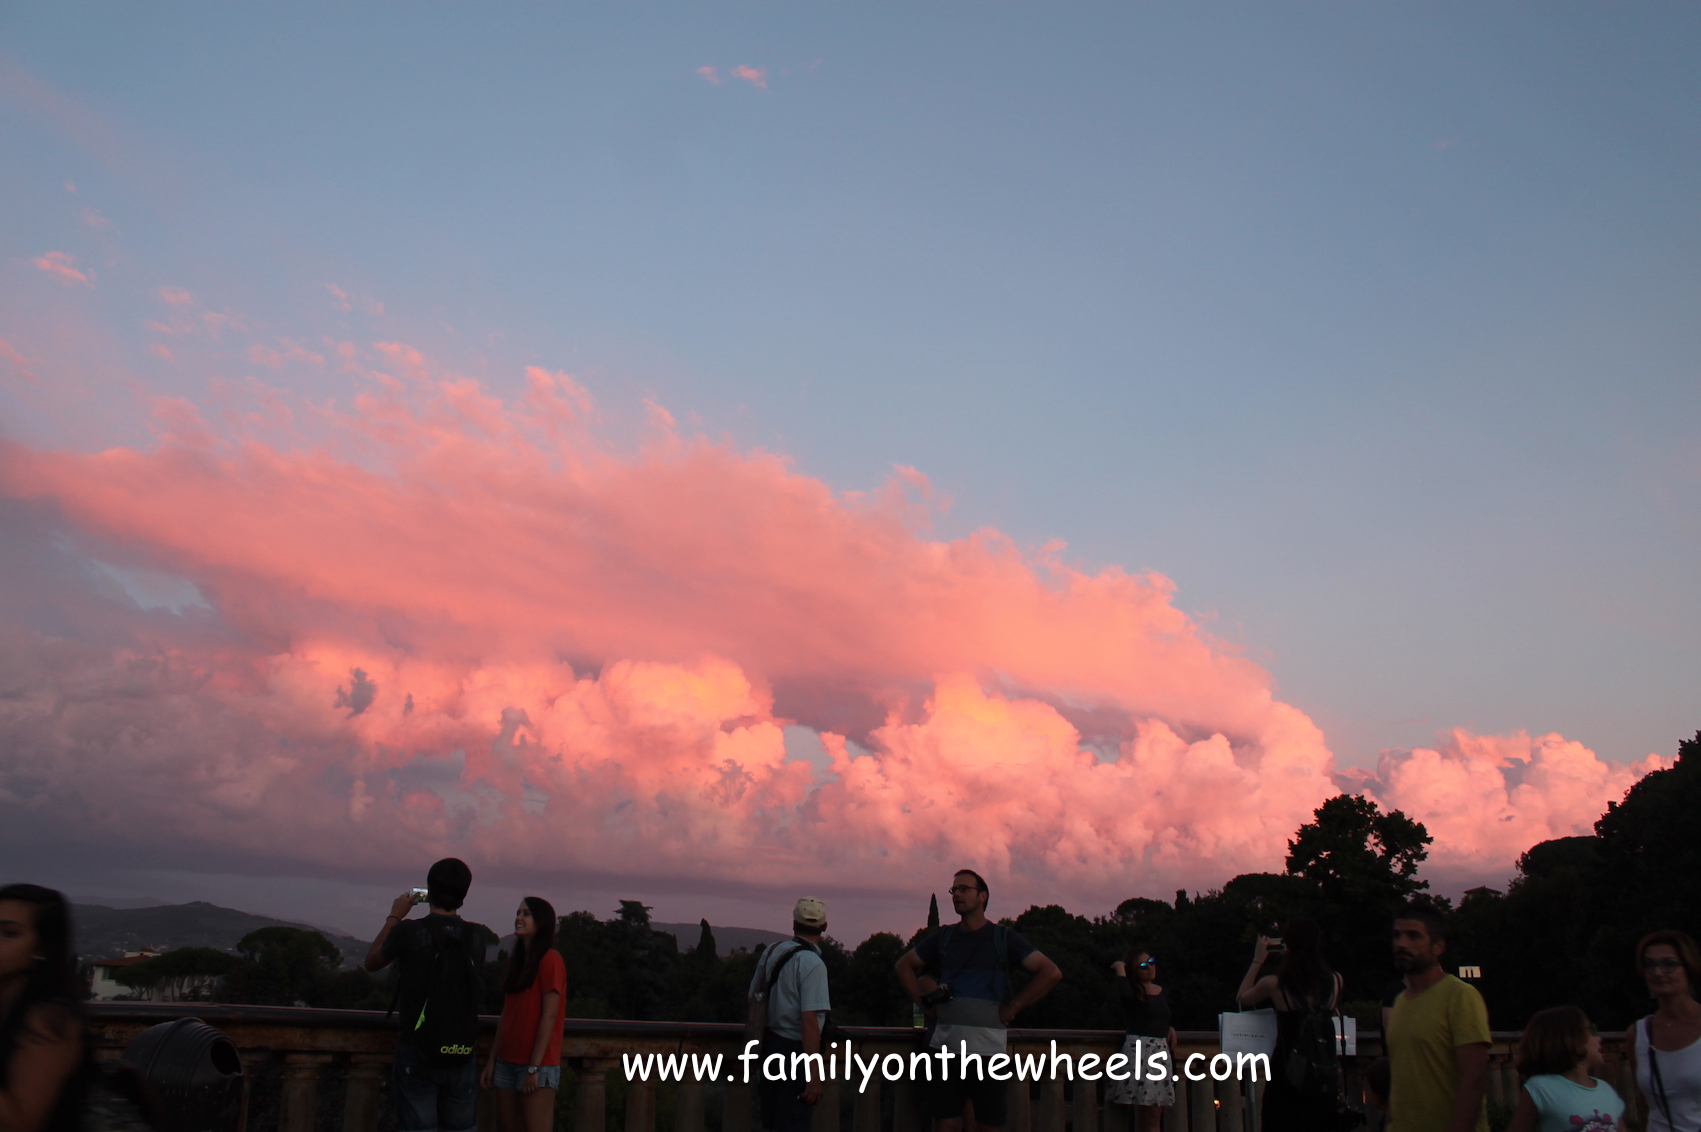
114, 947, 243, 1000
225, 926, 342, 1005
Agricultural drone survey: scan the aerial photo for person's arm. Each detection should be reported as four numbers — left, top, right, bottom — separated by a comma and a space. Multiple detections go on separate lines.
1447, 1043, 1490, 1132
1628, 1025, 1648, 1130
365, 892, 416, 971
896, 948, 932, 1006
1502, 1087, 1538, 1132
1236, 936, 1273, 1006
1000, 950, 1062, 1024
519, 990, 561, 1095
0, 1004, 83, 1132
1238, 974, 1279, 1009
481, 1009, 506, 1090
799, 1009, 823, 1104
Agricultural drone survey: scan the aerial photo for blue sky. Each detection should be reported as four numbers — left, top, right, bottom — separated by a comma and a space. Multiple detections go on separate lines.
2, 3, 1699, 932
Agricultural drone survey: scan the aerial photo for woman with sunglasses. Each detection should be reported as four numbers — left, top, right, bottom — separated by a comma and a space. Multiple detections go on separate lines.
1105, 948, 1176, 1131
1629, 929, 1701, 1131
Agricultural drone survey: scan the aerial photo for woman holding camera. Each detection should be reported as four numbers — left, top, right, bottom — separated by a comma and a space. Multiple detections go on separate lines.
1106, 948, 1177, 1131
1237, 918, 1344, 1132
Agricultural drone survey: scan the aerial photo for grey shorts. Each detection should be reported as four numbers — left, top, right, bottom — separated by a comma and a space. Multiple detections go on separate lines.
492, 1060, 561, 1090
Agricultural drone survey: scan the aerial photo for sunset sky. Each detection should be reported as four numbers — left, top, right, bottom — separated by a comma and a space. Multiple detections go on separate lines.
2, 4, 1698, 941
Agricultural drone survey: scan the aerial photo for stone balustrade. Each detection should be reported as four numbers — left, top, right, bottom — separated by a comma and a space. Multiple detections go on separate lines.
86, 1004, 1647, 1132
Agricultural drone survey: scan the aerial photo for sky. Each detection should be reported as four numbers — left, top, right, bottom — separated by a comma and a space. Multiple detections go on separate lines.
1, 4, 1697, 944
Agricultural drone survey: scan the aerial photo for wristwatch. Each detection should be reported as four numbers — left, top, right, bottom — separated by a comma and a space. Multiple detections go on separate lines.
526, 1066, 538, 1076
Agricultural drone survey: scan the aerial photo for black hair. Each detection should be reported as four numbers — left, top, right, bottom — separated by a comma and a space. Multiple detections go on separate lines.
426, 858, 472, 911
502, 896, 557, 995
0, 884, 84, 1079
954, 869, 989, 897
1393, 902, 1449, 944
1276, 918, 1334, 1002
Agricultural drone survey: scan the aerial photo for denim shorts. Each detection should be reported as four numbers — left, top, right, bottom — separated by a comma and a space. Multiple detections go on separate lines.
493, 1059, 562, 1090
393, 1042, 478, 1132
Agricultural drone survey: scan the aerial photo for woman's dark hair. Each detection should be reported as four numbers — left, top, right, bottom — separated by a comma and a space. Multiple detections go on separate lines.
1276, 918, 1334, 1002
1636, 929, 1701, 993
1121, 945, 1153, 1001
503, 897, 558, 995
1515, 1006, 1592, 1078
0, 884, 83, 1080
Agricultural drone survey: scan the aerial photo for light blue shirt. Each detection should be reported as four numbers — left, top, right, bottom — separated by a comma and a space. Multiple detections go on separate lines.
748, 940, 830, 1042
1522, 1074, 1624, 1132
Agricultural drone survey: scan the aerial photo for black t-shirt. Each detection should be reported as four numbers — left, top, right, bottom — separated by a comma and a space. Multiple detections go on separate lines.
1115, 978, 1171, 1039
381, 913, 489, 1028
913, 923, 1036, 1004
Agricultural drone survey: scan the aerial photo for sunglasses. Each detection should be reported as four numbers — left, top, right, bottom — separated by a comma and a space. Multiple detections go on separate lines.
1643, 958, 1685, 972
1137, 960, 1156, 969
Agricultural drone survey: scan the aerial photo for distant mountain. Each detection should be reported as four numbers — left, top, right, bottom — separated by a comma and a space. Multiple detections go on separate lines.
651, 922, 789, 956
73, 901, 369, 968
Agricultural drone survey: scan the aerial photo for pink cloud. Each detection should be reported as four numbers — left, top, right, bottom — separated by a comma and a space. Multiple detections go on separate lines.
732, 65, 767, 90
33, 251, 92, 287
146, 343, 175, 363
325, 283, 353, 312
0, 338, 40, 384
81, 207, 114, 231
697, 66, 720, 85
159, 287, 195, 307
0, 343, 1664, 907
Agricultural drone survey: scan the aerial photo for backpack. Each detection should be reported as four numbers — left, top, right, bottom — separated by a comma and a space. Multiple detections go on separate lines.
743, 942, 811, 1044
1280, 977, 1343, 1099
401, 920, 482, 1064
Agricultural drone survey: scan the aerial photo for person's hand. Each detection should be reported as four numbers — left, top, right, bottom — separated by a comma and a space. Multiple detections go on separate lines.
390, 892, 417, 922
802, 1080, 823, 1105
479, 1062, 494, 1090
998, 1002, 1018, 1025
1110, 961, 1127, 977
1252, 935, 1271, 965
520, 1070, 538, 1096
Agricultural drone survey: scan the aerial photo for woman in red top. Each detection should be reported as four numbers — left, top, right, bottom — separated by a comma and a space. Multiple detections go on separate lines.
480, 897, 567, 1132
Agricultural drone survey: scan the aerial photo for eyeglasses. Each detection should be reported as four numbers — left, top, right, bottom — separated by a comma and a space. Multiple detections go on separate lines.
1643, 958, 1685, 972
1137, 960, 1156, 969
948, 885, 981, 895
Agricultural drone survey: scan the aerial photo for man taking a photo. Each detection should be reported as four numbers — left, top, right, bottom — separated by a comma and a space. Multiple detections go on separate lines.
366, 858, 490, 1132
896, 870, 1063, 1132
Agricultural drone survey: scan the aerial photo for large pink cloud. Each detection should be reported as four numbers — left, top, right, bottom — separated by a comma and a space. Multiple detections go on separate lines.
0, 341, 1665, 907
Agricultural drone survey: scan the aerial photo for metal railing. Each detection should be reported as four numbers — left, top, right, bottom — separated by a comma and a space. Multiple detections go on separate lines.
86, 1004, 1647, 1132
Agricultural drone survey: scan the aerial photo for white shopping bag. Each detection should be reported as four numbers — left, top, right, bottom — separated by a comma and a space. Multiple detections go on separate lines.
1333, 1014, 1358, 1056
1218, 1008, 1278, 1057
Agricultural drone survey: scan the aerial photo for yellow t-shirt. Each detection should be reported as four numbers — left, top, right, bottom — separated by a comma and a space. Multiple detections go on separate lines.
1387, 974, 1492, 1132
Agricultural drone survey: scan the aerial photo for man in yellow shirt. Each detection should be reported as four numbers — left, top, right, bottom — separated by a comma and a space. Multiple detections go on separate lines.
1386, 903, 1491, 1132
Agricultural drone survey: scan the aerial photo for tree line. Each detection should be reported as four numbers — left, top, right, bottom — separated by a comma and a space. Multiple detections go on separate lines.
113, 730, 1701, 1034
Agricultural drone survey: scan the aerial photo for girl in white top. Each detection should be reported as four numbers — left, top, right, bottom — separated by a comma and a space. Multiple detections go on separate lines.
1506, 1006, 1624, 1132
1630, 931, 1701, 1132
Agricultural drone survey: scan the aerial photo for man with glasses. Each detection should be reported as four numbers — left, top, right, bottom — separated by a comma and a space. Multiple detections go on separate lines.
896, 869, 1063, 1132
1386, 903, 1490, 1132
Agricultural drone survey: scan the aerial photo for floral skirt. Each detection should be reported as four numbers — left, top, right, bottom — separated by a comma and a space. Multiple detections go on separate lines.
1104, 1034, 1175, 1108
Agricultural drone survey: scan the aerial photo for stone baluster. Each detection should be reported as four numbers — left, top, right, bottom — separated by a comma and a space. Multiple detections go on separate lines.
626, 1081, 657, 1132
343, 1054, 390, 1132
811, 1083, 841, 1132
574, 1058, 616, 1132
1036, 1076, 1066, 1132
1006, 1077, 1033, 1132
1165, 1076, 1188, 1132
852, 1074, 882, 1132
1216, 1077, 1243, 1132
723, 1083, 754, 1132
279, 1053, 330, 1132
1187, 1078, 1214, 1131
894, 1080, 924, 1132
1102, 1093, 1129, 1132
1072, 1077, 1098, 1132
675, 1081, 706, 1132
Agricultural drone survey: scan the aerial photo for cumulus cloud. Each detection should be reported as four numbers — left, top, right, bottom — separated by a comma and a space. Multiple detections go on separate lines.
0, 343, 1664, 907
732, 65, 767, 90
697, 66, 720, 85
33, 251, 92, 287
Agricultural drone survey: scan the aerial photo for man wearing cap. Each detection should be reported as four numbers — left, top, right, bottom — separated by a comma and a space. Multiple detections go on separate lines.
749, 898, 833, 1132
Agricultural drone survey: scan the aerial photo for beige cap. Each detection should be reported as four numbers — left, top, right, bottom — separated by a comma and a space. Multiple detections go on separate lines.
793, 897, 828, 928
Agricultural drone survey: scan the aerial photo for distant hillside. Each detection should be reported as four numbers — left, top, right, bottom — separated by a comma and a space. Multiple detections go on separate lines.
651, 922, 789, 956
74, 901, 369, 967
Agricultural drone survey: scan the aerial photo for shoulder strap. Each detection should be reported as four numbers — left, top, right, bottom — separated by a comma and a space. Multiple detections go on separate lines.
761, 941, 807, 994
928, 925, 956, 977
1646, 1017, 1676, 1129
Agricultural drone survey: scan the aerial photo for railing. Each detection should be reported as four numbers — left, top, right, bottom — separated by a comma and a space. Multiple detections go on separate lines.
86, 1005, 1648, 1132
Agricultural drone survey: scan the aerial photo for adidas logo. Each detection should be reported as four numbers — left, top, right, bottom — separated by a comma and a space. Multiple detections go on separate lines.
438, 1044, 473, 1056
